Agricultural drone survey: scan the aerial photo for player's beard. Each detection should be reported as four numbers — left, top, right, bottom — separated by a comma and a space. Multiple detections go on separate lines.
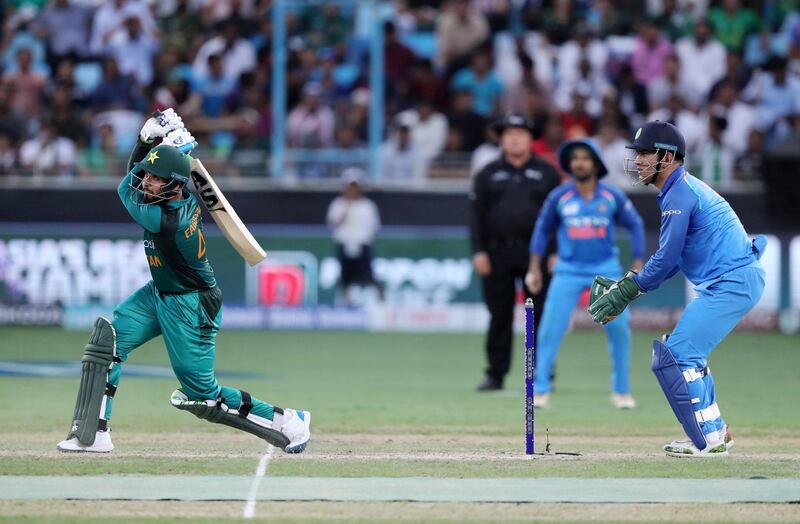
572, 169, 594, 183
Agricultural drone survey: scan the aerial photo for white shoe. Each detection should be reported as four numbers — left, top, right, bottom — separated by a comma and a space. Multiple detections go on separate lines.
532, 393, 550, 409
611, 393, 636, 409
663, 437, 727, 458
280, 409, 311, 454
57, 430, 114, 453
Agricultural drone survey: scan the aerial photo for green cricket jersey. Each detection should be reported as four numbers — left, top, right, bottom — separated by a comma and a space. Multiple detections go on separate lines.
117, 140, 216, 294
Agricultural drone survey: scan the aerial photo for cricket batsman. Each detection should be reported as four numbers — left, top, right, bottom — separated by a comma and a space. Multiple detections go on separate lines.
57, 109, 311, 454
526, 138, 645, 410
588, 121, 766, 457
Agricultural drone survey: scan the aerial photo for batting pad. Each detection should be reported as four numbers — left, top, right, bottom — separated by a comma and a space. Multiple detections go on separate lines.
651, 340, 708, 450
67, 317, 116, 446
170, 389, 290, 449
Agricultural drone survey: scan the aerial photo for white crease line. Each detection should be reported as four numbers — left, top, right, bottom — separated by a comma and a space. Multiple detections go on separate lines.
242, 446, 274, 519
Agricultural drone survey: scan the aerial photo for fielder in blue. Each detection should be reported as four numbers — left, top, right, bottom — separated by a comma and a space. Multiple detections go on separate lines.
588, 121, 766, 458
526, 139, 645, 410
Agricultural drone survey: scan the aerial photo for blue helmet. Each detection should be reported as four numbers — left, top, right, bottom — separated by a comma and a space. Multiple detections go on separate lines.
557, 138, 608, 178
625, 120, 685, 159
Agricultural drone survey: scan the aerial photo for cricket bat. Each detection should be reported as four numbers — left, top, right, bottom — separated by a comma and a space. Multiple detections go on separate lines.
189, 158, 267, 266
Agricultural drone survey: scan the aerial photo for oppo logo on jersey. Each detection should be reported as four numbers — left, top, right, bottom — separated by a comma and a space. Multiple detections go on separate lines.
662, 209, 682, 217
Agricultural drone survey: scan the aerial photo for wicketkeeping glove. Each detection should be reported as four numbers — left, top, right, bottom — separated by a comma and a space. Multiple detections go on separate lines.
587, 271, 644, 325
140, 108, 184, 143
162, 128, 197, 154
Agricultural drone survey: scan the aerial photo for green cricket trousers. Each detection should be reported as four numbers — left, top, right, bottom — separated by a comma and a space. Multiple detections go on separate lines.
105, 281, 276, 421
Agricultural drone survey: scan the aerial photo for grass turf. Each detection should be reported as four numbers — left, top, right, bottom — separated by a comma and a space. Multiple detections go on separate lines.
0, 327, 798, 480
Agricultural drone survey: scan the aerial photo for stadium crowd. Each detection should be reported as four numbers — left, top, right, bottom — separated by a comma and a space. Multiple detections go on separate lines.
0, 0, 799, 186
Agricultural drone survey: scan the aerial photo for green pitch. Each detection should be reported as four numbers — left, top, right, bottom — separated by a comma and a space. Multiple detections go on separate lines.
1, 327, 798, 522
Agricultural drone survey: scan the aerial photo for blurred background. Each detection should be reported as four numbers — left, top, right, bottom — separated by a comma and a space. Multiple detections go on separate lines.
0, 0, 798, 335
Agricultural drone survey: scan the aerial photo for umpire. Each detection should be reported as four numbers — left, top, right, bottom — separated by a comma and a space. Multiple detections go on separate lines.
470, 114, 561, 391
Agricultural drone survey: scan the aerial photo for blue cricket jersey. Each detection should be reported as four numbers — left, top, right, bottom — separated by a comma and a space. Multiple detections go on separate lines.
530, 181, 645, 276
633, 166, 760, 291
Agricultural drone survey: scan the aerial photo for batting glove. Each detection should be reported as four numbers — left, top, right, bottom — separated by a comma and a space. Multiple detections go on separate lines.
163, 128, 197, 154
140, 108, 184, 143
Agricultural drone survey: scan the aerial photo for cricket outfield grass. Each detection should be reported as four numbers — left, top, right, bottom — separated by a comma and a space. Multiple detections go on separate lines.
1, 327, 798, 522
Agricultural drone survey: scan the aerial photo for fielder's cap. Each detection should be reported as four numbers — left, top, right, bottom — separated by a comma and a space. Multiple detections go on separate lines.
492, 113, 535, 134
557, 138, 608, 178
626, 120, 685, 158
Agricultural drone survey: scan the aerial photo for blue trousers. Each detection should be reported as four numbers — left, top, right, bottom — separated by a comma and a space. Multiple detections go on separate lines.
666, 263, 765, 437
535, 271, 631, 394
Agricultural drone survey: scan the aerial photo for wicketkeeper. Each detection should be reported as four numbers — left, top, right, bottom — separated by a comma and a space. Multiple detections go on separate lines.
57, 109, 311, 454
587, 121, 765, 457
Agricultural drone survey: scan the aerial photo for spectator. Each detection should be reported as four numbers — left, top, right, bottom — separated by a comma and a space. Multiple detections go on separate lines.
593, 118, 630, 188
286, 82, 335, 148
586, 0, 633, 37
106, 14, 161, 87
2, 47, 47, 119
470, 125, 500, 176
451, 51, 504, 117
709, 50, 752, 98
410, 58, 449, 110
381, 121, 425, 180
675, 19, 727, 105
648, 54, 700, 111
19, 119, 77, 177
649, 0, 691, 41
158, 0, 203, 54
0, 133, 18, 176
561, 88, 595, 138
557, 23, 608, 86
501, 51, 553, 114
436, 0, 489, 73
706, 0, 761, 52
89, 57, 143, 112
193, 19, 257, 81
300, 4, 349, 52
630, 18, 673, 86
34, 0, 93, 69
541, 0, 575, 46
447, 89, 489, 152
0, 84, 27, 144
48, 85, 89, 145
709, 80, 757, 154
90, 0, 156, 56
78, 122, 123, 177
734, 128, 764, 181
532, 115, 566, 178
384, 22, 416, 83
556, 57, 609, 117
154, 71, 201, 118
195, 54, 237, 117
396, 99, 448, 164
647, 93, 705, 154
742, 55, 800, 145
614, 64, 649, 131
2, 5, 49, 76
694, 112, 734, 186
326, 169, 383, 305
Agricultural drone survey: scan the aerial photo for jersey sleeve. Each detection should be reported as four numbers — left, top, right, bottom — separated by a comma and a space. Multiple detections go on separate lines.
613, 189, 645, 259
117, 173, 162, 233
529, 186, 560, 256
633, 188, 695, 292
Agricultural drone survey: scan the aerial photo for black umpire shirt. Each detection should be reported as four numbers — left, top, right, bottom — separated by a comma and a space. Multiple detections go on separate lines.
469, 155, 561, 254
